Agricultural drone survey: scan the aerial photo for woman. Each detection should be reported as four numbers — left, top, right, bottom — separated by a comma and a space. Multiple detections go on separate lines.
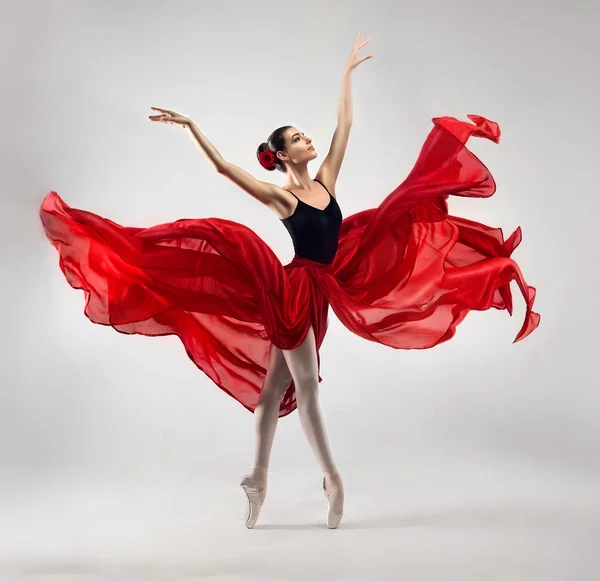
39, 34, 540, 530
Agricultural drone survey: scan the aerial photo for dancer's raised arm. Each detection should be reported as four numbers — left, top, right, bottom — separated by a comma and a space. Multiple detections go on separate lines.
316, 34, 372, 188
149, 107, 283, 208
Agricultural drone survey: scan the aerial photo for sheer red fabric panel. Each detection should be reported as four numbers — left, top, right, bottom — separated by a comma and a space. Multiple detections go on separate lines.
39, 114, 539, 417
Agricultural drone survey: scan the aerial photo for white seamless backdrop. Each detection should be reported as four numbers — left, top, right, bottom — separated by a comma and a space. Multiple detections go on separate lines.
1, 0, 598, 579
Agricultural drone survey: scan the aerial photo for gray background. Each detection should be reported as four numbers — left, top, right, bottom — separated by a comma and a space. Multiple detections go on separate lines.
1, 0, 598, 579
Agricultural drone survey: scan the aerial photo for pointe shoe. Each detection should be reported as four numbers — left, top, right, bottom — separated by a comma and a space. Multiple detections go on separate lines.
323, 475, 344, 529
240, 473, 267, 529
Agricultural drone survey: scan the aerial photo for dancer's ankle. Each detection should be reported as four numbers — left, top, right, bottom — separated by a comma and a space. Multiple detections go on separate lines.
324, 470, 342, 486
251, 464, 268, 483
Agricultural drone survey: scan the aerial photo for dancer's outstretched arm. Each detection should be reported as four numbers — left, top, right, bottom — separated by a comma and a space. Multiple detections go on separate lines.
149, 107, 286, 210
316, 33, 372, 190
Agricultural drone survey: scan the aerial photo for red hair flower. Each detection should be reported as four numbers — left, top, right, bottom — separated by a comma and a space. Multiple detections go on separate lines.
258, 149, 276, 169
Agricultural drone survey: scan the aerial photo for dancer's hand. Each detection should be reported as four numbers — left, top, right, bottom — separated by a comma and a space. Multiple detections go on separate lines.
344, 33, 372, 73
148, 107, 191, 129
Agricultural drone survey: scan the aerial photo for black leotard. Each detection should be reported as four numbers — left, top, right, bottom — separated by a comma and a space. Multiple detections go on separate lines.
280, 179, 342, 265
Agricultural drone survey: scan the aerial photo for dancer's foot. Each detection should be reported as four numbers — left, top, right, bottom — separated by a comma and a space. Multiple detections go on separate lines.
240, 466, 268, 529
323, 472, 344, 529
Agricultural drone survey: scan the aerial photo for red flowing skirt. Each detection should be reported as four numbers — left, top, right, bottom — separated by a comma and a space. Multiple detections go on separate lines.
39, 115, 540, 417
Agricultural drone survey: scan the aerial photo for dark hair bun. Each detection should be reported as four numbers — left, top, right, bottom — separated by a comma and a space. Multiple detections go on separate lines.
256, 126, 292, 174
256, 142, 277, 171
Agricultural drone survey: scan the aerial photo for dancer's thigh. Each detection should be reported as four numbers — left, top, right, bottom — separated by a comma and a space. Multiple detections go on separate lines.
260, 341, 293, 401
281, 325, 318, 386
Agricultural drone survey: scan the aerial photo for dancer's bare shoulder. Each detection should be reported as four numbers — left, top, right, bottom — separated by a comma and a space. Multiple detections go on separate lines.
265, 186, 297, 219
219, 162, 295, 219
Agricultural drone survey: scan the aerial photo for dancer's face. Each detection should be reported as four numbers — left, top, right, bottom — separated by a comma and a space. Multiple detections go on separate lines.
278, 127, 317, 166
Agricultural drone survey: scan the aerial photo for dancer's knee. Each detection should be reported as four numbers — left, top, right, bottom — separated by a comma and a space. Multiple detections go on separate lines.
258, 375, 291, 405
294, 376, 320, 403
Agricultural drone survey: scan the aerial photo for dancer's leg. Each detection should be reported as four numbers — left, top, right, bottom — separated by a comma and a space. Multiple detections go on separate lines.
281, 325, 338, 478
252, 342, 292, 476
242, 343, 293, 528
281, 325, 344, 527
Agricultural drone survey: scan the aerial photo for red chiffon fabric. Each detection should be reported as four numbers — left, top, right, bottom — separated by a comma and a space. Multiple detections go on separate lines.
39, 114, 540, 418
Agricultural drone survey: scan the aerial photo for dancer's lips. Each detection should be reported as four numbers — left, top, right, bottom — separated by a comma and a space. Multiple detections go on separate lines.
308, 146, 315, 150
